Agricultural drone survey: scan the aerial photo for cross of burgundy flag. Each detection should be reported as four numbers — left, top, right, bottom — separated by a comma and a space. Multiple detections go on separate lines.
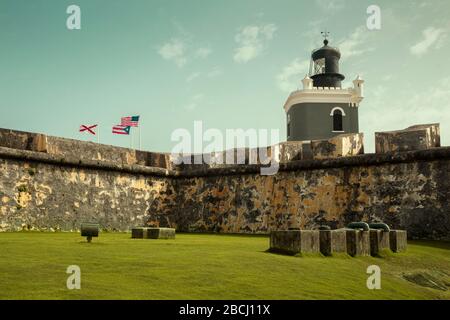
79, 124, 98, 135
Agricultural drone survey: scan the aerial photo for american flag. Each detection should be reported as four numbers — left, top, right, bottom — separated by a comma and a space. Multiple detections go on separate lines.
112, 125, 131, 135
121, 116, 140, 127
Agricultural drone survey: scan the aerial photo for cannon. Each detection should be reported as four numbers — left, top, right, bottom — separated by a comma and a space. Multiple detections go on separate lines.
346, 222, 370, 231
81, 223, 99, 242
368, 223, 391, 232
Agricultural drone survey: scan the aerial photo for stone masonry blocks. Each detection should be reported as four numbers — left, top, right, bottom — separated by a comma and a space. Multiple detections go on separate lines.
389, 230, 408, 252
147, 227, 176, 239
346, 229, 370, 257
369, 229, 390, 256
319, 229, 347, 256
132, 227, 176, 239
270, 230, 320, 255
131, 227, 148, 239
375, 123, 440, 154
311, 133, 364, 160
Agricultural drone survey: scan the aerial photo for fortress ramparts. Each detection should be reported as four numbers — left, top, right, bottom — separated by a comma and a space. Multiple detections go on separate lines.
0, 127, 449, 240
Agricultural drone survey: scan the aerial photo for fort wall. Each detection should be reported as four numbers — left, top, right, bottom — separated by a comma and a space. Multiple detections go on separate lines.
0, 128, 449, 240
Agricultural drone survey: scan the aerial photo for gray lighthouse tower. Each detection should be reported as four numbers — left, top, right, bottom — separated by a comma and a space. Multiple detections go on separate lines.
284, 37, 364, 142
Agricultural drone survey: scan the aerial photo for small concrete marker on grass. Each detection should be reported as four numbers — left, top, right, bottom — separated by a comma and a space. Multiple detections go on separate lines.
131, 227, 176, 239
131, 227, 148, 239
147, 227, 176, 239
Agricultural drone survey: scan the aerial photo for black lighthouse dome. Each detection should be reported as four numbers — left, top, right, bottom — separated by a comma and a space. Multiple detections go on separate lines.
310, 39, 345, 88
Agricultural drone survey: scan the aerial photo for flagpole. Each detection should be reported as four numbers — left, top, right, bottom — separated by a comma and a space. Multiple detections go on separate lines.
139, 124, 141, 151
97, 125, 100, 144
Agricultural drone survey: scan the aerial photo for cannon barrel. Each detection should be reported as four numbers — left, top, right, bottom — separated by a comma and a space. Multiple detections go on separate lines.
347, 222, 370, 231
369, 223, 391, 232
81, 223, 99, 242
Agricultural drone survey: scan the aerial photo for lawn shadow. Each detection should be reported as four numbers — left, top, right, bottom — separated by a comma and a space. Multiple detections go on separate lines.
409, 240, 450, 251
76, 241, 108, 246
263, 248, 325, 258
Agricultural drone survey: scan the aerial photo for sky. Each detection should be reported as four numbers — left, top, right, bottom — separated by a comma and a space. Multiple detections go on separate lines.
0, 0, 449, 153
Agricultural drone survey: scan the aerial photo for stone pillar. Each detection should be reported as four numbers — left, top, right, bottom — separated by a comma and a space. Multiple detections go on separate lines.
389, 230, 407, 252
346, 229, 370, 256
369, 230, 390, 256
319, 229, 347, 256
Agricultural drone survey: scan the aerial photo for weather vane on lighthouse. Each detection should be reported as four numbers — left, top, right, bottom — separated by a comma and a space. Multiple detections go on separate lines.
321, 30, 330, 45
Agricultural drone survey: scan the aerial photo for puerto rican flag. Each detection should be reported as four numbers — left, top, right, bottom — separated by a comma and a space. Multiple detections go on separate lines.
112, 125, 131, 135
121, 116, 140, 127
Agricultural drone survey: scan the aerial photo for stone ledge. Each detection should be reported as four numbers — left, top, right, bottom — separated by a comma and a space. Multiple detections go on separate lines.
0, 146, 172, 177
172, 146, 450, 178
3, 145, 450, 178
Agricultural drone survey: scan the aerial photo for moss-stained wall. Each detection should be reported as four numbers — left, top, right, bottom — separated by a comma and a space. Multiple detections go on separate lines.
1, 143, 450, 240
148, 151, 450, 241
0, 153, 176, 232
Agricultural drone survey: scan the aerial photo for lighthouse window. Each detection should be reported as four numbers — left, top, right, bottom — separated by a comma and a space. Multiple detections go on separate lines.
313, 58, 326, 75
333, 109, 343, 132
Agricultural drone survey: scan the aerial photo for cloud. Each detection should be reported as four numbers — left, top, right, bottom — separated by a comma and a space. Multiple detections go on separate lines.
233, 24, 277, 63
362, 77, 450, 152
184, 94, 205, 111
158, 37, 212, 67
410, 27, 446, 57
195, 47, 212, 59
158, 38, 187, 67
315, 0, 345, 11
185, 67, 223, 83
337, 26, 374, 61
207, 66, 223, 78
276, 59, 310, 92
186, 72, 201, 83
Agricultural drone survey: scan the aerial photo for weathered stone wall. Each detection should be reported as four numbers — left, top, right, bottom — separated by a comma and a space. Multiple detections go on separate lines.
148, 149, 450, 241
1, 129, 450, 240
0, 147, 176, 232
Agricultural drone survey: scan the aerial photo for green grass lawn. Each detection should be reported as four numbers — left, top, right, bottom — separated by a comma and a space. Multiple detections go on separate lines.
0, 232, 449, 300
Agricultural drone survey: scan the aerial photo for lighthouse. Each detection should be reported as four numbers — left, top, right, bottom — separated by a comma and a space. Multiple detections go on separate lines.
284, 35, 364, 142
